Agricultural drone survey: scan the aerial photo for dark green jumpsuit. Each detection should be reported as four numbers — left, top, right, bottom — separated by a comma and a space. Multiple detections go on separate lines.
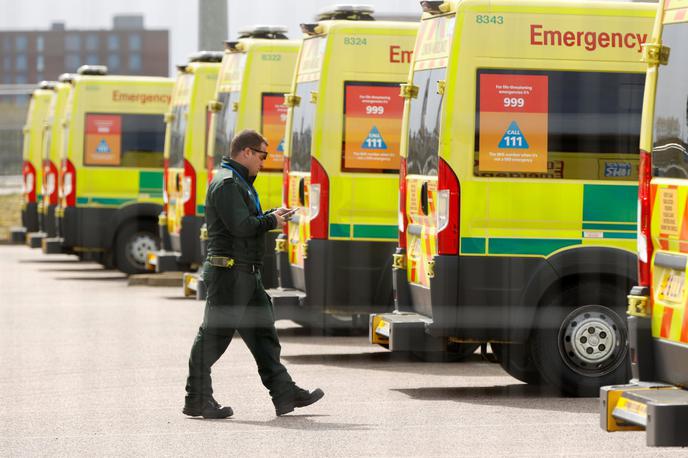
185, 158, 294, 403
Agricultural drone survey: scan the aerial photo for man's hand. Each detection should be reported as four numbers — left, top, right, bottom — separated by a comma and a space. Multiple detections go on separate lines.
273, 212, 286, 228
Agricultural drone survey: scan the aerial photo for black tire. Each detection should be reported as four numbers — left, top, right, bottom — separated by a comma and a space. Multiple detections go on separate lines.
115, 221, 159, 275
491, 342, 542, 385
531, 279, 630, 397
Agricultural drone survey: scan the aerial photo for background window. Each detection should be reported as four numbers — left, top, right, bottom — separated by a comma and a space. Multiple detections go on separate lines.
15, 35, 27, 51
86, 53, 99, 65
3, 56, 11, 71
128, 34, 141, 51
15, 55, 27, 72
107, 54, 120, 71
108, 35, 119, 51
65, 34, 81, 51
65, 54, 80, 71
128, 53, 141, 72
85, 34, 99, 51
36, 55, 44, 72
36, 36, 44, 52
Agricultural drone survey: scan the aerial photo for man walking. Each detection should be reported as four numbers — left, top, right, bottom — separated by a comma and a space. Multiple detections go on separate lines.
183, 129, 323, 419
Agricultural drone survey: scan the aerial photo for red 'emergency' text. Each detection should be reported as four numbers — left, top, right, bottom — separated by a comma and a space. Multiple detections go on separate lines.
530, 25, 647, 53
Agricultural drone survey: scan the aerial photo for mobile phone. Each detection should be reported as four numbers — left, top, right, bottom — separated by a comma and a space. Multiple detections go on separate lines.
282, 208, 298, 220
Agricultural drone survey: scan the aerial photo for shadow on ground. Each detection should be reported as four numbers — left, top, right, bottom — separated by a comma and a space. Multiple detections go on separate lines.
392, 384, 598, 414
228, 415, 370, 431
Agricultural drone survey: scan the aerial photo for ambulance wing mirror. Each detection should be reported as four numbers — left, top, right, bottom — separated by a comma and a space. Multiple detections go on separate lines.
400, 83, 419, 99
284, 94, 301, 107
207, 100, 224, 113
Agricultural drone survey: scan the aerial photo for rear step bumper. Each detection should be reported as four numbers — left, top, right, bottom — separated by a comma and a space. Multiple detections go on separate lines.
600, 382, 688, 446
145, 250, 186, 273
369, 312, 445, 352
266, 288, 307, 321
26, 231, 46, 248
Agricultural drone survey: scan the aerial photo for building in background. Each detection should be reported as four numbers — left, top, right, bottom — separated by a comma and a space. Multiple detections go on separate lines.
0, 14, 168, 84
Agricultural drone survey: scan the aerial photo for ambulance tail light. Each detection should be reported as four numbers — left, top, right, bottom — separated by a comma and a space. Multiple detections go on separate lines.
182, 159, 197, 216
398, 157, 407, 248
437, 158, 459, 255
44, 160, 58, 205
637, 149, 652, 287
162, 158, 169, 213
309, 157, 329, 239
282, 157, 290, 235
61, 158, 76, 207
22, 160, 36, 202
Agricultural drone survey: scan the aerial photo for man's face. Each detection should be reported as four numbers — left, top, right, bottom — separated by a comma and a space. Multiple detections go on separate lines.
244, 142, 268, 177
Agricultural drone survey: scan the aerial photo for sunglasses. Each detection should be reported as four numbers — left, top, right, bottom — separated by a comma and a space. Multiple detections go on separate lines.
249, 147, 269, 159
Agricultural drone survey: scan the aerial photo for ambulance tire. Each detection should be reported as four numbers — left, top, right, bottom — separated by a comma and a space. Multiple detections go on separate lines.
491, 343, 542, 385
531, 279, 629, 397
412, 343, 480, 363
115, 221, 160, 275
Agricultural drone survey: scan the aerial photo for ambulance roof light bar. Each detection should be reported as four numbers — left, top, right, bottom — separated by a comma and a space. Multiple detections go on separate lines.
76, 65, 108, 76
189, 51, 224, 63
58, 73, 75, 84
38, 81, 57, 90
316, 4, 375, 21
236, 25, 289, 40
420, 1, 450, 15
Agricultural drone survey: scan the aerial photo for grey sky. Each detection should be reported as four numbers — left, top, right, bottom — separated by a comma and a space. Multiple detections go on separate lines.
0, 0, 423, 76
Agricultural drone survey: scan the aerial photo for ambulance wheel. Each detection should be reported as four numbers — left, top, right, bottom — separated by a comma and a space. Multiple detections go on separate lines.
531, 279, 629, 397
491, 343, 542, 385
115, 221, 159, 275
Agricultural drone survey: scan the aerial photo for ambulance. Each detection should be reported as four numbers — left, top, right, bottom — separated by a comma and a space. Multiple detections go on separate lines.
601, 0, 688, 446
370, 0, 654, 395
270, 6, 417, 330
11, 82, 53, 244
181, 26, 299, 298
145, 52, 222, 273
48, 65, 173, 273
27, 75, 73, 249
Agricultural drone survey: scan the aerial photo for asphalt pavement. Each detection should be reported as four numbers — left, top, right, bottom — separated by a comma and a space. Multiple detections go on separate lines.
0, 245, 683, 456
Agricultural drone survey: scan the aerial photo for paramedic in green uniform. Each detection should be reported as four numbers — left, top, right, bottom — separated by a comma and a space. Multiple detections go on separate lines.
183, 129, 323, 418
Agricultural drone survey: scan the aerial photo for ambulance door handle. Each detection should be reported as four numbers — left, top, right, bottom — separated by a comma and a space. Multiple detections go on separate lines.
420, 182, 429, 216
298, 178, 305, 206
176, 174, 182, 192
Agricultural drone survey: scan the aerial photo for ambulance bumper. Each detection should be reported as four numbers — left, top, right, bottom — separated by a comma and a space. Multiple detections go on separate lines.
10, 226, 27, 244
26, 231, 46, 248
42, 237, 65, 254
369, 312, 443, 352
145, 250, 185, 273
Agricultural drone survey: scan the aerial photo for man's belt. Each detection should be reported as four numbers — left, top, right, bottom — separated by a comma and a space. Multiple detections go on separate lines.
207, 256, 261, 273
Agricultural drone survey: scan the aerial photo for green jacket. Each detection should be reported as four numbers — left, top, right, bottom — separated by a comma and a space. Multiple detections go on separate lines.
205, 158, 277, 264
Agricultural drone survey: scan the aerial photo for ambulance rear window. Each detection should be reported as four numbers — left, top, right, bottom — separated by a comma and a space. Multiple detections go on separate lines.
289, 81, 318, 172
168, 104, 188, 169
652, 22, 688, 179
211, 91, 239, 168
83, 113, 165, 168
474, 69, 644, 180
407, 68, 446, 176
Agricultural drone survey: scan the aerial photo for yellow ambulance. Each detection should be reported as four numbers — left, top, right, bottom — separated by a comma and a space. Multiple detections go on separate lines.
272, 6, 417, 330
50, 65, 173, 273
182, 26, 299, 298
370, 0, 654, 395
145, 52, 221, 273
12, 82, 53, 244
29, 75, 73, 248
601, 0, 688, 446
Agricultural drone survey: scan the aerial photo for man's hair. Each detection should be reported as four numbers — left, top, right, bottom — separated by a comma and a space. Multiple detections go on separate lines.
229, 129, 268, 158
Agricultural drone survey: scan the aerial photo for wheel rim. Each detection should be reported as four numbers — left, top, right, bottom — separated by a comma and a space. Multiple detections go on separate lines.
126, 233, 158, 267
558, 304, 627, 377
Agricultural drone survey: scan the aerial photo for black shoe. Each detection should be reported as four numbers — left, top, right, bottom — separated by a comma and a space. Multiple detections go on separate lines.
274, 386, 324, 416
183, 396, 233, 419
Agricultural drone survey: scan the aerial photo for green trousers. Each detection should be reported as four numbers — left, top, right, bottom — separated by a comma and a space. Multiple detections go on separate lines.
185, 263, 294, 400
